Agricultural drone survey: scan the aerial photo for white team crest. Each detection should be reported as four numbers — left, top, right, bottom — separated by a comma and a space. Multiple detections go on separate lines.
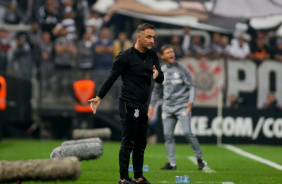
134, 109, 139, 118
174, 72, 180, 79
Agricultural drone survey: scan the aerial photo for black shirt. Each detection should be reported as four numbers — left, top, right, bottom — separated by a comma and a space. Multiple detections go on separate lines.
98, 46, 164, 106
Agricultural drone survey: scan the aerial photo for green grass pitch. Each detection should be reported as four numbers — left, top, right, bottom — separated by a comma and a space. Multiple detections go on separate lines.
0, 139, 282, 184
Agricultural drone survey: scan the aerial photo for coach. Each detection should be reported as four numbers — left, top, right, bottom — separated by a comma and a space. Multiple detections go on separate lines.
89, 23, 164, 184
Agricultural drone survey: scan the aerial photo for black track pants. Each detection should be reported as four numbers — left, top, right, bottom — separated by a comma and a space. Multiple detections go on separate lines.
119, 99, 148, 179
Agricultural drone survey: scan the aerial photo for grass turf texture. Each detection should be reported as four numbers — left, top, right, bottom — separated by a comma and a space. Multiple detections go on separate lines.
0, 139, 282, 184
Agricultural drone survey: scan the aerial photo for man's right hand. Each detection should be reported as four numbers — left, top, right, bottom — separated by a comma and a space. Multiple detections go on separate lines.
148, 105, 154, 118
88, 96, 101, 114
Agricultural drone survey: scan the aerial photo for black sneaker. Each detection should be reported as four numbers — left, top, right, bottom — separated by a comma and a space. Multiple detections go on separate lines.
118, 177, 132, 184
197, 158, 207, 170
160, 162, 177, 170
130, 177, 151, 184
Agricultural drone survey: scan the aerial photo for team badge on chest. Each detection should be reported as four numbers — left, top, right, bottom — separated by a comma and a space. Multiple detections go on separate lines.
134, 109, 139, 118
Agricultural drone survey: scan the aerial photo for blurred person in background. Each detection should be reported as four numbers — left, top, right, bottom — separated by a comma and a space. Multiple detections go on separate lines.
209, 32, 223, 59
170, 35, 184, 60
0, 0, 21, 24
85, 21, 99, 44
94, 27, 114, 70
147, 99, 162, 144
187, 36, 207, 59
89, 23, 164, 184
54, 26, 76, 69
27, 21, 42, 69
148, 45, 206, 171
36, 0, 61, 40
113, 32, 132, 57
76, 32, 95, 70
72, 0, 90, 38
181, 27, 191, 56
85, 10, 103, 32
0, 29, 11, 71
39, 32, 54, 99
53, 0, 77, 41
228, 34, 250, 60
52, 11, 77, 41
261, 93, 280, 110
73, 73, 95, 129
53, 26, 76, 99
248, 35, 270, 63
220, 35, 231, 57
273, 38, 282, 62
12, 34, 32, 81
228, 94, 241, 109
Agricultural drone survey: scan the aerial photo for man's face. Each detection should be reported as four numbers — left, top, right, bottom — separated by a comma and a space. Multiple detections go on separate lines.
161, 47, 175, 64
138, 29, 155, 50
101, 28, 110, 39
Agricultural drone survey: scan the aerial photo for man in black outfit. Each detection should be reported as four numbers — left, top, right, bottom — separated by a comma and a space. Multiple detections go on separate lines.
89, 23, 164, 184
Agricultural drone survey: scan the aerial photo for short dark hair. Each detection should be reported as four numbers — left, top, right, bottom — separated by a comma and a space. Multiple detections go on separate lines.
136, 23, 155, 34
160, 44, 173, 55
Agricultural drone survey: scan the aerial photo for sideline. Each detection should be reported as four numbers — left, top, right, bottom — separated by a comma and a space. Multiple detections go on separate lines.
224, 144, 282, 170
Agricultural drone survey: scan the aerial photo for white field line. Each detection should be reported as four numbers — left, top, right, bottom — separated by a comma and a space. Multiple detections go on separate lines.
188, 156, 216, 173
224, 144, 282, 170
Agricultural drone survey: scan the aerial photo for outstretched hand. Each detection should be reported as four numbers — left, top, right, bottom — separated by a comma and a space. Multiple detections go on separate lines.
88, 96, 101, 114
152, 65, 158, 79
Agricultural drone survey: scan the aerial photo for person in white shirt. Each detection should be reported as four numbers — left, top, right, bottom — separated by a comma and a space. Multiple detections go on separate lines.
228, 35, 250, 59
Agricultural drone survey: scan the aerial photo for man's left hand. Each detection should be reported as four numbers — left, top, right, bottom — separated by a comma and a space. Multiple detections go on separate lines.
152, 65, 158, 79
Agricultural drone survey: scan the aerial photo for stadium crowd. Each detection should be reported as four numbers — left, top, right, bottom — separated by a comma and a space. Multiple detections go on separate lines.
0, 0, 282, 110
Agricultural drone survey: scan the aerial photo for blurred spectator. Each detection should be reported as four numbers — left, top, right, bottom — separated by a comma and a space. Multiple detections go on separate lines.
39, 32, 54, 98
228, 35, 250, 60
0, 0, 21, 24
40, 32, 54, 72
181, 27, 191, 55
273, 38, 282, 62
61, 0, 75, 15
262, 93, 280, 110
170, 35, 184, 59
73, 0, 90, 38
85, 10, 103, 32
36, 0, 61, 39
102, 11, 129, 38
94, 27, 114, 70
209, 32, 223, 59
220, 35, 231, 57
12, 35, 32, 81
27, 21, 42, 68
228, 94, 241, 108
53, 11, 77, 41
245, 19, 257, 48
53, 27, 76, 99
52, 0, 78, 40
113, 32, 132, 57
72, 73, 95, 129
248, 36, 270, 63
0, 29, 11, 71
76, 32, 95, 70
54, 27, 76, 69
85, 21, 99, 43
187, 36, 207, 59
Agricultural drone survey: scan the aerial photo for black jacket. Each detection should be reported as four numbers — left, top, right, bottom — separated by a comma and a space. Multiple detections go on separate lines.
98, 46, 164, 106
